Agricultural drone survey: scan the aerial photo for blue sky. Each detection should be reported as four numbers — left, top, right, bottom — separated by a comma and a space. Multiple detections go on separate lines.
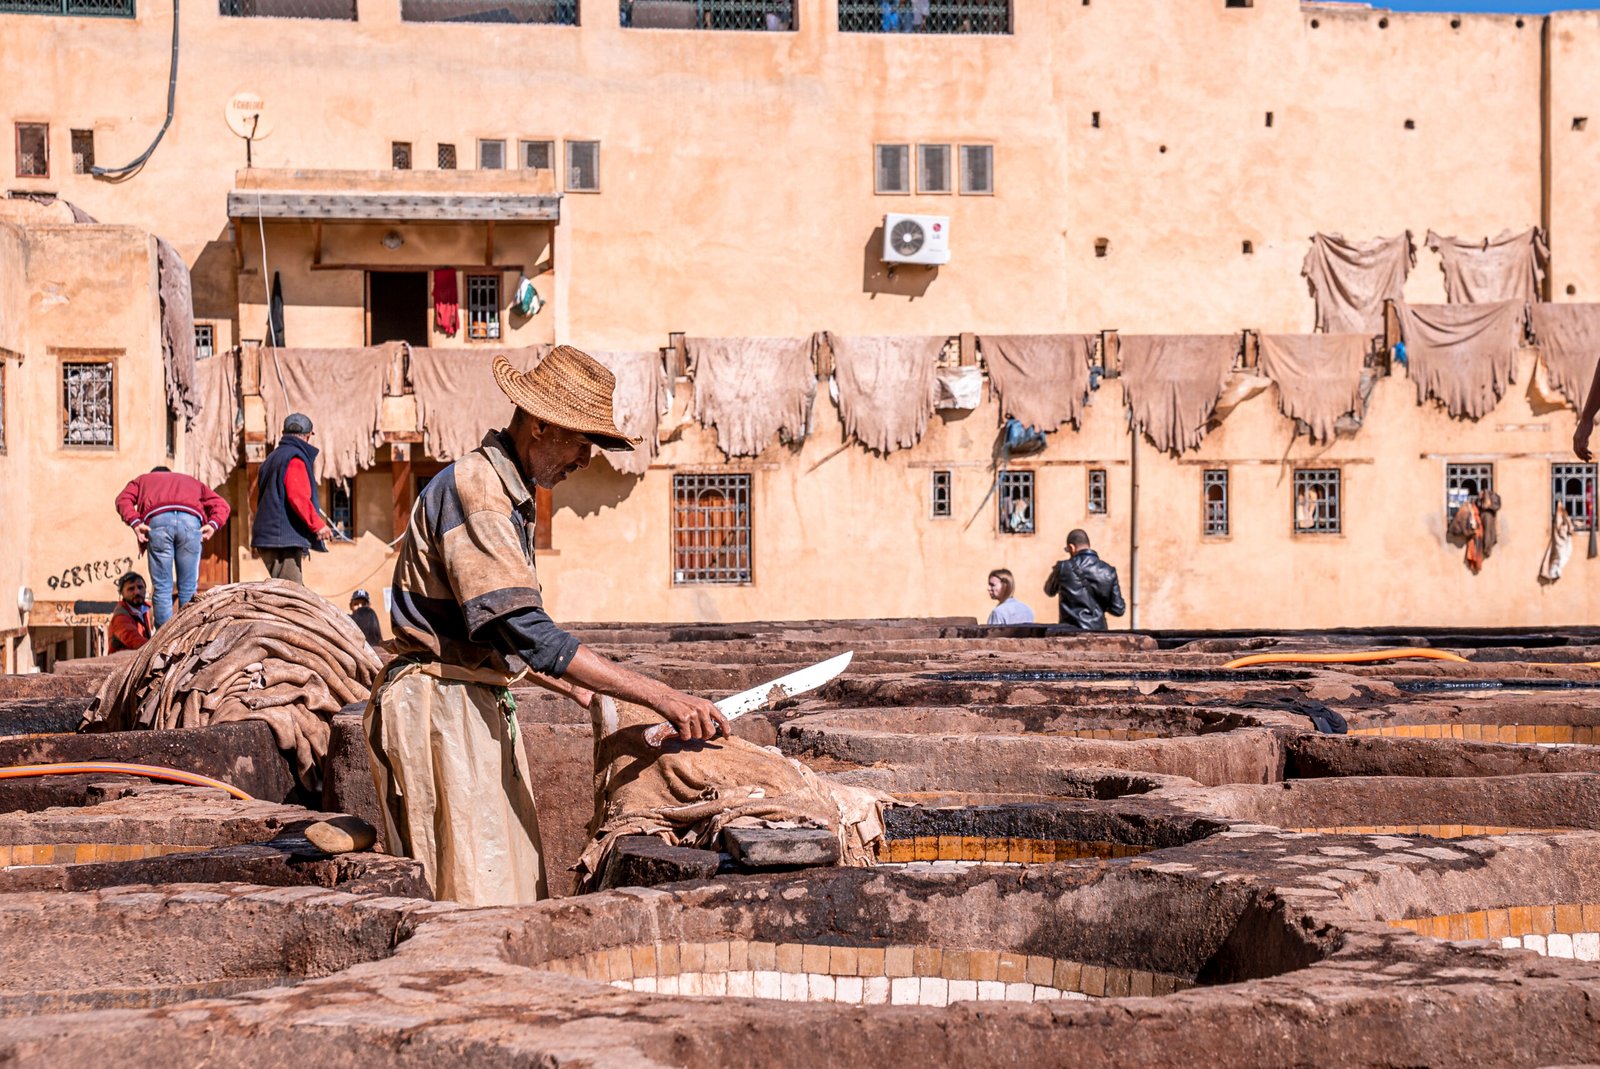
1374, 1, 1598, 10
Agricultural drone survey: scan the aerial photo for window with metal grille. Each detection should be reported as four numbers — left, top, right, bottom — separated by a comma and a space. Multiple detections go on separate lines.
672, 474, 753, 584
466, 275, 501, 340
998, 470, 1034, 534
70, 129, 93, 174
960, 144, 993, 195
165, 412, 176, 458
1445, 463, 1493, 522
1203, 469, 1228, 536
1552, 463, 1598, 532
840, 0, 1010, 34
194, 323, 215, 360
1293, 469, 1341, 534
62, 361, 114, 447
521, 140, 554, 171
621, 0, 792, 30
437, 143, 457, 170
326, 480, 354, 539
478, 139, 506, 170
875, 144, 910, 194
403, 0, 576, 22
1087, 468, 1107, 515
918, 144, 951, 194
565, 140, 599, 191
1, 0, 134, 14
391, 142, 412, 170
218, 0, 355, 18
930, 470, 952, 518
15, 124, 47, 178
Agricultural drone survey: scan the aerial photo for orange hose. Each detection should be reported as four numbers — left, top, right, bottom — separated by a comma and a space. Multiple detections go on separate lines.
0, 762, 253, 801
1223, 648, 1471, 670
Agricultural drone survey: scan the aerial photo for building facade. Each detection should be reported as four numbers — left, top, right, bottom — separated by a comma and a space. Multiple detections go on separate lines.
2, 0, 1599, 658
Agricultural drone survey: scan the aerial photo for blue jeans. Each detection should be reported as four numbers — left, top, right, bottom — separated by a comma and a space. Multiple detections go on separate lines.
147, 511, 202, 628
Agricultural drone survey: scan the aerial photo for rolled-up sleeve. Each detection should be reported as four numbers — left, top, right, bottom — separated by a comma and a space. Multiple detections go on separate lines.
489, 607, 581, 677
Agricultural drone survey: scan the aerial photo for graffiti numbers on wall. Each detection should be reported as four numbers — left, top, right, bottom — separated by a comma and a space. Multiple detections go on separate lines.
46, 557, 135, 591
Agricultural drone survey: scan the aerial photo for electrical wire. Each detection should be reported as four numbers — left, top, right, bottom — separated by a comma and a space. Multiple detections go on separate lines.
0, 761, 252, 801
92, 0, 179, 179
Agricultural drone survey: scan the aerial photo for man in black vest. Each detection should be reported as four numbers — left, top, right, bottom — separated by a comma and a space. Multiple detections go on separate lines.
1043, 529, 1126, 631
251, 413, 334, 585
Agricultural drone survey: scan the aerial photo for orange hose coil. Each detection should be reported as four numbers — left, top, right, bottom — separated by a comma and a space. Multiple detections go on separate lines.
1222, 649, 1470, 670
0, 762, 253, 801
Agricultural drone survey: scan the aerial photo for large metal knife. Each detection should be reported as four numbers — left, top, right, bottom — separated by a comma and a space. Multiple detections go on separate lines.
643, 651, 853, 747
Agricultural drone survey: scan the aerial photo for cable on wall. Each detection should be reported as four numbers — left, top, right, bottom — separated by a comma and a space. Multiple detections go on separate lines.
93, 0, 180, 179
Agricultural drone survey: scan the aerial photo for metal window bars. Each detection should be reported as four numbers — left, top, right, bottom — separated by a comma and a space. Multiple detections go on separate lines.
918, 144, 951, 194
15, 124, 47, 178
566, 141, 600, 190
466, 275, 501, 340
997, 470, 1034, 534
1087, 469, 1107, 515
839, 0, 1010, 34
0, 0, 134, 15
479, 140, 506, 169
62, 362, 114, 447
437, 144, 457, 169
521, 140, 554, 170
621, 0, 793, 30
218, 0, 355, 18
70, 130, 94, 174
930, 470, 952, 518
672, 474, 753, 584
875, 144, 910, 194
404, 0, 575, 20
960, 144, 993, 194
193, 324, 215, 360
1552, 463, 1597, 533
391, 142, 412, 170
1293, 469, 1340, 534
1445, 463, 1494, 522
327, 481, 355, 539
1203, 469, 1228, 537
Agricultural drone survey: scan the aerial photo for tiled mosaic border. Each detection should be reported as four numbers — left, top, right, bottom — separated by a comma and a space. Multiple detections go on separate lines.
1351, 724, 1600, 744
1388, 902, 1600, 943
876, 837, 1149, 864
0, 843, 212, 866
539, 941, 1194, 1002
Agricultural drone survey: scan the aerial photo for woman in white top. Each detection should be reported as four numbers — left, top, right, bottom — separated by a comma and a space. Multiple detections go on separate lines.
985, 568, 1035, 626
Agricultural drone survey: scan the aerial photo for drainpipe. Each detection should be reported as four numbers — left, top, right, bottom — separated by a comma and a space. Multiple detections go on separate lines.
1129, 432, 1140, 631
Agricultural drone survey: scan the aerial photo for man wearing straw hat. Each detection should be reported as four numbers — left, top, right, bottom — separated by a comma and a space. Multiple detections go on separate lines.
365, 345, 730, 905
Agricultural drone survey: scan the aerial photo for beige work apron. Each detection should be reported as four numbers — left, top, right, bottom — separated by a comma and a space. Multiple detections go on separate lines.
363, 660, 547, 905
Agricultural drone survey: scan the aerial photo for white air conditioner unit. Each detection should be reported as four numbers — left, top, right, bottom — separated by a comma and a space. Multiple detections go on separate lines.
882, 213, 951, 266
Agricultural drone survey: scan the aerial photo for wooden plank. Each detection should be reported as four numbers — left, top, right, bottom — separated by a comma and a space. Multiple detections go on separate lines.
312, 221, 323, 266
392, 455, 414, 539
227, 191, 561, 222
312, 262, 525, 274
535, 486, 553, 551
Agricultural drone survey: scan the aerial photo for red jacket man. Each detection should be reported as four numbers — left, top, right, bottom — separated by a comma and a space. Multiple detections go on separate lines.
114, 466, 230, 627
107, 572, 152, 653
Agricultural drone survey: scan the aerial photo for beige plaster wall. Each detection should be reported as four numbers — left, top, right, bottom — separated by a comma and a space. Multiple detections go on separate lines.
0, 224, 31, 643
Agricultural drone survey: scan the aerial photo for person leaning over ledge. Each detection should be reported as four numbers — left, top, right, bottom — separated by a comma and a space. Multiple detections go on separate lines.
251, 413, 335, 585
365, 345, 730, 907
1044, 529, 1126, 631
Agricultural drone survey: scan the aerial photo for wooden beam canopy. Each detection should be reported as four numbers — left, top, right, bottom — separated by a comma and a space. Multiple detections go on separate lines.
227, 191, 561, 223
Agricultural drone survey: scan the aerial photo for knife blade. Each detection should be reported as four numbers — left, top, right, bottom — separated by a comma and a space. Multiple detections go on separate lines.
643, 651, 853, 747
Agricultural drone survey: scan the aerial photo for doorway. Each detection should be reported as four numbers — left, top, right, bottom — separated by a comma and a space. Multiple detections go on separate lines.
368, 271, 430, 346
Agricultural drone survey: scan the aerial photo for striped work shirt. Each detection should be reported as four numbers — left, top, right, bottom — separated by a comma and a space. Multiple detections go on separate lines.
390, 430, 580, 677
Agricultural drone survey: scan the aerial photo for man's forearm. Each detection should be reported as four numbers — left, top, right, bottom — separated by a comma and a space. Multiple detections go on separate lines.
561, 645, 676, 707
1582, 367, 1600, 428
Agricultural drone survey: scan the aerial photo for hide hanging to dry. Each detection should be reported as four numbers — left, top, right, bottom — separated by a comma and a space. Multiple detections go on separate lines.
184, 348, 242, 490
688, 337, 817, 457
156, 237, 200, 429
1528, 303, 1600, 410
826, 334, 946, 454
409, 345, 550, 463
1427, 228, 1548, 306
259, 344, 393, 483
1258, 333, 1369, 443
1118, 335, 1239, 455
1397, 301, 1524, 420
978, 334, 1095, 432
1301, 232, 1415, 335
592, 349, 668, 476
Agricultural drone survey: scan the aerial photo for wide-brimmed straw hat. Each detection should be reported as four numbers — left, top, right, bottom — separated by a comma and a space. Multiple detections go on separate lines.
492, 346, 639, 452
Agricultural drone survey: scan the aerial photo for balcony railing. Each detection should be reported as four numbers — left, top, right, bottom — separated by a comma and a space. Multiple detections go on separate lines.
621, 0, 793, 31
0, 0, 133, 16
839, 0, 1009, 34
404, 0, 575, 22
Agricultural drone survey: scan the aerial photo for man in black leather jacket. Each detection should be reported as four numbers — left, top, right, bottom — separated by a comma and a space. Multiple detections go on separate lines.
1043, 529, 1126, 630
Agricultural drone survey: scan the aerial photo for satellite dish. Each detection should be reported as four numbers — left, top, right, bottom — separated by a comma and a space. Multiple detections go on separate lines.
225, 91, 273, 140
